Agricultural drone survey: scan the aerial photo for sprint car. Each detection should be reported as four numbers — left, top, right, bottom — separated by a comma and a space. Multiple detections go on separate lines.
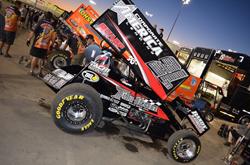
43, 0, 209, 163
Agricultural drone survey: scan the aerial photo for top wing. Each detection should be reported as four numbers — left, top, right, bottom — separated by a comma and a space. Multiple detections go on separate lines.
92, 0, 189, 100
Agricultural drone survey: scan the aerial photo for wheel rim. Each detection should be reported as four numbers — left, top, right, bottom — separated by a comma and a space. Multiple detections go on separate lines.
206, 114, 213, 121
240, 117, 250, 125
53, 55, 67, 69
64, 101, 91, 125
176, 139, 197, 160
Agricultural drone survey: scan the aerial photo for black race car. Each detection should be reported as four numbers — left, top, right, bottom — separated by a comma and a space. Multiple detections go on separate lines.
43, 0, 209, 163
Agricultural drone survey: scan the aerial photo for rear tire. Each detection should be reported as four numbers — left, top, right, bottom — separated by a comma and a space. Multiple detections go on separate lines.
48, 50, 71, 71
238, 116, 250, 125
205, 112, 214, 122
167, 130, 201, 163
51, 83, 103, 134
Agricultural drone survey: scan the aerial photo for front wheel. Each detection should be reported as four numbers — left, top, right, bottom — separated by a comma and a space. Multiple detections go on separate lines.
167, 130, 201, 163
51, 83, 103, 134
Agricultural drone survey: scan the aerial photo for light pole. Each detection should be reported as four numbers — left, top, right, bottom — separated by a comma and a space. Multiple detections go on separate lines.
166, 0, 191, 41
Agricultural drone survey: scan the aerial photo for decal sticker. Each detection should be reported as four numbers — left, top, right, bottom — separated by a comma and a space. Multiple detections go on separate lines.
147, 56, 188, 90
96, 23, 125, 51
88, 61, 111, 77
188, 110, 209, 135
111, 86, 158, 112
82, 70, 100, 83
111, 0, 163, 56
108, 103, 129, 117
43, 69, 74, 89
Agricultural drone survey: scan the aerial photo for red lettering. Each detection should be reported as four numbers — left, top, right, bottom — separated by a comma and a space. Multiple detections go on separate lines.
97, 23, 125, 50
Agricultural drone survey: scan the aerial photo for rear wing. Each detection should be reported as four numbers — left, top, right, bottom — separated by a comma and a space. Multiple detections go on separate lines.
92, 0, 189, 100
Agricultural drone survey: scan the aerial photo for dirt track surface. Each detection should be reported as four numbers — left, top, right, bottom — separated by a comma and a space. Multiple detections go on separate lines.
0, 2, 232, 165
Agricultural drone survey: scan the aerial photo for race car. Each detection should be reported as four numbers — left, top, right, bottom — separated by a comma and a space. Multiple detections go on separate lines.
43, 0, 209, 163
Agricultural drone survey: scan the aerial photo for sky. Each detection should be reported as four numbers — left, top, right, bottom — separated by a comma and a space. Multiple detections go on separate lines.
48, 0, 250, 55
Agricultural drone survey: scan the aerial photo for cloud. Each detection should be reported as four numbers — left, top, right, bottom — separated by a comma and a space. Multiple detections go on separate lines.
89, 0, 97, 5
145, 11, 153, 17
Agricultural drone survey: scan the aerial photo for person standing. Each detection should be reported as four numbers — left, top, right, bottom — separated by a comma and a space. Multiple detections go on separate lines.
26, 12, 56, 76
27, 9, 34, 30
159, 28, 164, 38
0, 0, 21, 57
82, 34, 101, 65
19, 3, 27, 28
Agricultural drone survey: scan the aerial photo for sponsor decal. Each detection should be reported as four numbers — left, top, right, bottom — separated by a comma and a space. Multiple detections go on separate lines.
96, 23, 125, 51
111, 86, 158, 112
111, 0, 163, 56
179, 84, 191, 90
188, 111, 208, 134
147, 56, 188, 90
191, 77, 197, 86
82, 70, 100, 83
43, 69, 74, 89
108, 103, 129, 117
88, 61, 111, 77
79, 8, 94, 24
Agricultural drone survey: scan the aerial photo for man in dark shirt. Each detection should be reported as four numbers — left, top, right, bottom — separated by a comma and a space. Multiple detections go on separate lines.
83, 34, 101, 65
63, 32, 79, 56
0, 1, 21, 57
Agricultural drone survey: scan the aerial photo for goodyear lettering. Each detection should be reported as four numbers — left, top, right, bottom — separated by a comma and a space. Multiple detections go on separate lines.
81, 119, 95, 131
172, 139, 183, 160
55, 95, 85, 120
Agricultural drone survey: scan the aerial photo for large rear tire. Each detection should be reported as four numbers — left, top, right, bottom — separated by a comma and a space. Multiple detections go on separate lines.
48, 50, 71, 71
167, 130, 201, 163
238, 116, 250, 125
51, 83, 103, 134
205, 112, 214, 122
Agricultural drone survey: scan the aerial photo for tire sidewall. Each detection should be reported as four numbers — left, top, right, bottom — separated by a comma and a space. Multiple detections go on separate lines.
51, 85, 103, 134
49, 51, 71, 70
239, 116, 250, 125
169, 131, 201, 163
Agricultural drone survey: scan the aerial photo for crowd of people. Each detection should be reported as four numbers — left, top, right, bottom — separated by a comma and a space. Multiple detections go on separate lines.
0, 0, 102, 77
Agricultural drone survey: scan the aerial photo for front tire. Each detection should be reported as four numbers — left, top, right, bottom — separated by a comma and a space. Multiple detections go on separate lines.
51, 83, 103, 134
167, 130, 201, 163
